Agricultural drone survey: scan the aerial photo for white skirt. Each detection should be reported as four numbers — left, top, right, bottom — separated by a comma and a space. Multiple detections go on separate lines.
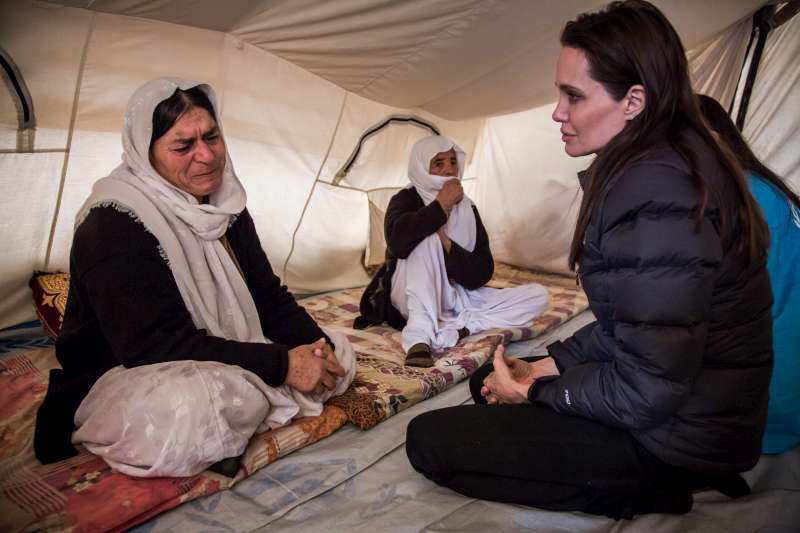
391, 234, 549, 353
71, 329, 355, 477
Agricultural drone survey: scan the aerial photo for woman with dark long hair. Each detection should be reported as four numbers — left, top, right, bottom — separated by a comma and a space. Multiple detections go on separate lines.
405, 0, 773, 519
699, 94, 799, 455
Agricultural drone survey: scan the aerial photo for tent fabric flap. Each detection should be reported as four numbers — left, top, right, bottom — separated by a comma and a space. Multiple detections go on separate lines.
1, 0, 797, 331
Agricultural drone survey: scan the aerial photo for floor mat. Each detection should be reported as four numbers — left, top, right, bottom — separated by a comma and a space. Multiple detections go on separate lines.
300, 264, 588, 429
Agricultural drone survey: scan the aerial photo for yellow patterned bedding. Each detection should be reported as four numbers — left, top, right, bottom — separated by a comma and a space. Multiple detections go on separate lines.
1, 264, 587, 531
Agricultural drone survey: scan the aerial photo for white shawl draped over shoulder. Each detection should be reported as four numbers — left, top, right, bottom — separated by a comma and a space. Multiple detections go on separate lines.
76, 78, 262, 343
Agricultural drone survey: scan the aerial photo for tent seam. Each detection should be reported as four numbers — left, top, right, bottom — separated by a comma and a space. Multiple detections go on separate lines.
416, 32, 561, 112
281, 91, 349, 283
329, 179, 476, 195
0, 149, 66, 154
44, 12, 95, 270
353, 0, 498, 95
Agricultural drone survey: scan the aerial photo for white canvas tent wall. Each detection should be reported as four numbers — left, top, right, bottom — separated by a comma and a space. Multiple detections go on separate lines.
1, 0, 798, 331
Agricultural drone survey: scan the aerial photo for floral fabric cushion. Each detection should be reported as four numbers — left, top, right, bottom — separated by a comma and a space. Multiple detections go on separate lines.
28, 272, 70, 340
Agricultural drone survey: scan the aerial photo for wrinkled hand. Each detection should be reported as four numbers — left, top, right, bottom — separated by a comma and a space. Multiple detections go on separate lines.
313, 340, 344, 377
286, 338, 345, 394
436, 227, 453, 253
481, 347, 560, 405
312, 341, 334, 361
435, 179, 464, 214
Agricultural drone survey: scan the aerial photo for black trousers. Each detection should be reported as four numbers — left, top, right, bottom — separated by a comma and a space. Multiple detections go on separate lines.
406, 358, 700, 519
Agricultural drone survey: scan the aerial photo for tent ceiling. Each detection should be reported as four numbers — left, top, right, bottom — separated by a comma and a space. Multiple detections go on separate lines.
50, 0, 770, 119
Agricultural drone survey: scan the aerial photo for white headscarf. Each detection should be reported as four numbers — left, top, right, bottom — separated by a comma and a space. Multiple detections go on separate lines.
407, 135, 476, 252
76, 77, 265, 343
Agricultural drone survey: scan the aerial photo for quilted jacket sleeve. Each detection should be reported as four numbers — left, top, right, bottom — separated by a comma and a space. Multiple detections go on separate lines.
530, 161, 723, 429
544, 321, 611, 373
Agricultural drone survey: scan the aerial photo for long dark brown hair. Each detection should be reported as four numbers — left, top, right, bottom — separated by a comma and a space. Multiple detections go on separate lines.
562, 0, 769, 270
698, 94, 800, 208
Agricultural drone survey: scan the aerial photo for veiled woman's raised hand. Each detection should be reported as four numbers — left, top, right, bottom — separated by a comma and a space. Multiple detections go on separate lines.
435, 179, 464, 214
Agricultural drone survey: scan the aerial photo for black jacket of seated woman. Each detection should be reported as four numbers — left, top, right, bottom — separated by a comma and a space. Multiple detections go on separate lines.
405, 1, 772, 520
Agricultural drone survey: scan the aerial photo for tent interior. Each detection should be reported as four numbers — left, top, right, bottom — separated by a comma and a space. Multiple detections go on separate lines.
1, 0, 799, 531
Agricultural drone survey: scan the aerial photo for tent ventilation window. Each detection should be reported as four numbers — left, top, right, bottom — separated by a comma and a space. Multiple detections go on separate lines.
332, 115, 439, 186
0, 47, 36, 152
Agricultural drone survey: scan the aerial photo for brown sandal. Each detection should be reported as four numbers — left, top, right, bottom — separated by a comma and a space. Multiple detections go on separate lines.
405, 343, 434, 367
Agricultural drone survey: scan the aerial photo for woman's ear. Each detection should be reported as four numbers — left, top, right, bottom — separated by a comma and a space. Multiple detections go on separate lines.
624, 84, 646, 120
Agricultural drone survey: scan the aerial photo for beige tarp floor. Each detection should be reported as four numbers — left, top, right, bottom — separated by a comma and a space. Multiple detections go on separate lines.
133, 311, 800, 532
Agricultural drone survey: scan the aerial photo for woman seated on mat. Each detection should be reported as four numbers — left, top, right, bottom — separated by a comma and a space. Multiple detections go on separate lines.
699, 94, 800, 455
406, 0, 772, 519
355, 135, 549, 367
34, 78, 355, 477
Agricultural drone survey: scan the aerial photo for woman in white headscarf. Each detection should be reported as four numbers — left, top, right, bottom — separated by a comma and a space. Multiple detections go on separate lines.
356, 136, 549, 366
34, 78, 355, 477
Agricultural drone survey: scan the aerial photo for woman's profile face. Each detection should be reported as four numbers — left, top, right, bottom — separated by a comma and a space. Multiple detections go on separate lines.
552, 46, 629, 157
149, 107, 225, 200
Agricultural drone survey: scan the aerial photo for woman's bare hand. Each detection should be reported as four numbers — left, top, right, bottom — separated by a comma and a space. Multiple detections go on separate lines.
436, 227, 453, 253
481, 346, 560, 404
435, 179, 464, 214
286, 338, 344, 393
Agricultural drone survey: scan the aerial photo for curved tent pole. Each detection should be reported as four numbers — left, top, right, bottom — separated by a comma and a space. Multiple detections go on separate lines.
732, 1, 799, 130
732, 5, 774, 129
770, 0, 800, 29
331, 115, 440, 186
0, 47, 36, 152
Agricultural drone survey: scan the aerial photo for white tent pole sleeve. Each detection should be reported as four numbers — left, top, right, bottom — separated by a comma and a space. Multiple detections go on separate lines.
281, 90, 348, 282
44, 12, 96, 270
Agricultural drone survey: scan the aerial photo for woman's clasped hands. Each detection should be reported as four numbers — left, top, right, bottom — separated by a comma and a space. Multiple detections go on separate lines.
481, 346, 560, 405
286, 338, 345, 395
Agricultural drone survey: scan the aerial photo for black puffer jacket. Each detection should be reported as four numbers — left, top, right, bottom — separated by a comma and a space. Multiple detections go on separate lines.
531, 131, 773, 473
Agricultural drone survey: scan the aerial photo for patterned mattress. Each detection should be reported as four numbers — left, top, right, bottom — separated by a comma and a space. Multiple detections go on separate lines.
307, 264, 589, 429
0, 264, 587, 532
